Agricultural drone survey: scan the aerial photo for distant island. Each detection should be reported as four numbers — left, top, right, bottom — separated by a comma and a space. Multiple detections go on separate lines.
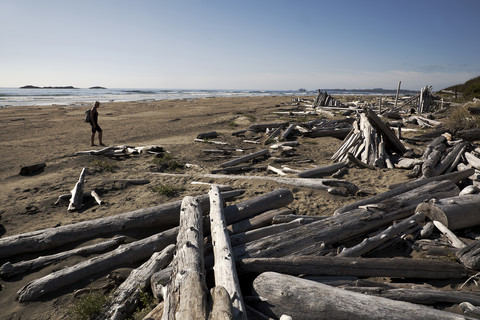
20, 85, 78, 89
89, 86, 107, 89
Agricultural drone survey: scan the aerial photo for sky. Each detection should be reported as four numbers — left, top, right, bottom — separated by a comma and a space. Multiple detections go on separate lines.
1, 0, 479, 91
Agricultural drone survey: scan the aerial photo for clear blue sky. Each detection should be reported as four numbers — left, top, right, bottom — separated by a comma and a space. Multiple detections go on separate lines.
1, 0, 479, 90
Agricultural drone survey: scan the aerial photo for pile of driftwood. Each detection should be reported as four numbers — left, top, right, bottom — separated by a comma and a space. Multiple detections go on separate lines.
313, 89, 340, 108
3, 165, 480, 319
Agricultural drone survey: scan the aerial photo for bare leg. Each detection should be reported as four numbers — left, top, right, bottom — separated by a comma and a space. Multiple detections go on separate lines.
91, 132, 97, 146
98, 131, 104, 146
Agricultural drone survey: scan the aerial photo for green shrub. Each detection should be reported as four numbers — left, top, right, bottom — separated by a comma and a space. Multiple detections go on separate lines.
444, 105, 480, 132
150, 184, 185, 197
68, 291, 107, 320
152, 153, 184, 172
89, 159, 118, 173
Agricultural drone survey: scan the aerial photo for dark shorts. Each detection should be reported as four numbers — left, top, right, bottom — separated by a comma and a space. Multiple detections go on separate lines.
90, 122, 102, 133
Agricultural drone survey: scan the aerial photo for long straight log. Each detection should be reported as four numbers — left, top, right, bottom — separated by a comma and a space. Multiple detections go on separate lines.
297, 162, 347, 178
162, 197, 207, 320
220, 149, 269, 168
209, 186, 247, 320
334, 168, 473, 215
104, 244, 175, 320
0, 236, 126, 278
16, 227, 179, 302
227, 207, 292, 234
239, 256, 467, 279
0, 189, 243, 259
250, 272, 470, 320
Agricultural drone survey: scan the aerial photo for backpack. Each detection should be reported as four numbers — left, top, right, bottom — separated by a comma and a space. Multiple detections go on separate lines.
85, 109, 91, 123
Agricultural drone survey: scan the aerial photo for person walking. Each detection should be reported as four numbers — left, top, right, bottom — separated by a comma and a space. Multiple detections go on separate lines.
89, 101, 105, 146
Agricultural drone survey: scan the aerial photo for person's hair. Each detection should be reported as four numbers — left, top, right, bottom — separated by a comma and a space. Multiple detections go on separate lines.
94, 101, 100, 107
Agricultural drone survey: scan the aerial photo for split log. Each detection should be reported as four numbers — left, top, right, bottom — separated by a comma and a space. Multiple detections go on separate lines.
297, 162, 347, 178
416, 195, 480, 231
334, 168, 473, 215
0, 189, 243, 259
162, 197, 207, 320
16, 227, 179, 302
239, 256, 466, 279
103, 244, 175, 320
0, 236, 126, 279
68, 168, 86, 211
432, 221, 466, 249
209, 186, 247, 320
338, 212, 425, 257
220, 149, 269, 168
457, 240, 480, 270
422, 147, 446, 178
465, 152, 480, 170
19, 162, 46, 175
250, 272, 470, 320
235, 181, 459, 259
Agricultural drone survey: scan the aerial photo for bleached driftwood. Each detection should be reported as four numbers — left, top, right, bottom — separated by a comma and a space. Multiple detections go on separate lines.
209, 186, 247, 320
162, 197, 207, 320
0, 236, 126, 278
227, 207, 292, 234
0, 190, 243, 259
416, 195, 480, 231
16, 227, 179, 302
338, 212, 425, 257
432, 221, 466, 249
68, 168, 86, 211
239, 256, 466, 279
267, 165, 286, 176
153, 172, 358, 194
103, 244, 175, 320
457, 240, 480, 270
209, 286, 234, 320
333, 168, 473, 215
250, 272, 469, 320
297, 162, 347, 178
220, 149, 269, 168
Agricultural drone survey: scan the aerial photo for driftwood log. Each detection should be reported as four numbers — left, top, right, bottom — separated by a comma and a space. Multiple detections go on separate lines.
239, 256, 466, 279
0, 236, 126, 279
457, 240, 480, 270
219, 149, 269, 168
209, 186, 247, 320
416, 194, 480, 230
297, 162, 347, 178
250, 272, 470, 320
16, 227, 179, 302
68, 167, 86, 211
162, 197, 207, 320
103, 244, 175, 320
0, 189, 243, 259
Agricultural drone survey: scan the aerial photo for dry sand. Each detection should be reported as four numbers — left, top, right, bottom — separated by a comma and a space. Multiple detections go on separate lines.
0, 95, 430, 319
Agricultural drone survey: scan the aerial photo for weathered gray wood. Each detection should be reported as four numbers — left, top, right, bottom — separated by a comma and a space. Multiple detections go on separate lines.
416, 194, 480, 231
460, 302, 480, 317
197, 131, 218, 139
104, 244, 175, 320
209, 286, 234, 320
209, 186, 247, 320
162, 197, 207, 320
280, 123, 296, 140
240, 256, 466, 279
297, 162, 347, 178
16, 227, 179, 302
338, 212, 425, 257
68, 167, 86, 211
365, 108, 406, 156
465, 152, 480, 170
303, 127, 351, 139
422, 147, 445, 178
271, 214, 327, 224
250, 272, 470, 320
235, 181, 459, 259
220, 149, 269, 168
457, 240, 480, 270
0, 236, 126, 278
334, 168, 473, 215
227, 207, 292, 234
0, 189, 243, 259
249, 122, 288, 132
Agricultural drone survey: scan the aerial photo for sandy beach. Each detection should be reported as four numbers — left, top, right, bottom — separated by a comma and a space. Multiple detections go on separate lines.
0, 95, 437, 319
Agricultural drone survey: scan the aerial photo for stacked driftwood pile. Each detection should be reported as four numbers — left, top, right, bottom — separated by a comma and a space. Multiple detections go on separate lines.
313, 89, 340, 108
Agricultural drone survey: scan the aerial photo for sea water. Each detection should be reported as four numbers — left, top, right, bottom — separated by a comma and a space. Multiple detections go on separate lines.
0, 87, 417, 107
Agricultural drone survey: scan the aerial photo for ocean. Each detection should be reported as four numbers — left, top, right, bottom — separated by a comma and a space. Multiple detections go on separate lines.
0, 87, 418, 107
